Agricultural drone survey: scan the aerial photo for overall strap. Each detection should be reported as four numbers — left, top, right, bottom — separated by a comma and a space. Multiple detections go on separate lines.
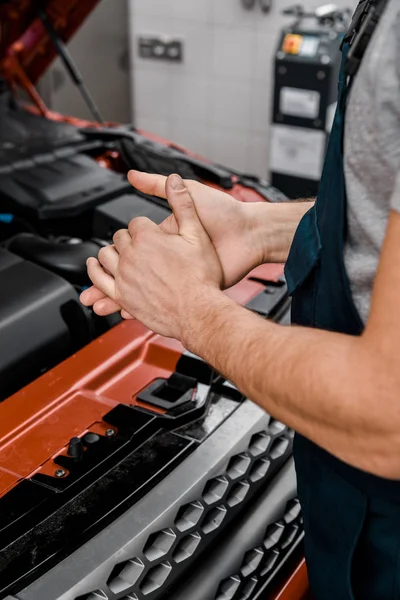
343, 0, 389, 77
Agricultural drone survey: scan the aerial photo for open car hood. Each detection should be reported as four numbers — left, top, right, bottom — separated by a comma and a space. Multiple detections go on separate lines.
0, 0, 100, 84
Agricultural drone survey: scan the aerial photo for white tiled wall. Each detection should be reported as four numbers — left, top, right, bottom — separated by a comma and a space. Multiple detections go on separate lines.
128, 0, 356, 177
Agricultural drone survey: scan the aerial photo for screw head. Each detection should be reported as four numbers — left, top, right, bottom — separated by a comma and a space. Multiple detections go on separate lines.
105, 428, 115, 438
55, 468, 66, 478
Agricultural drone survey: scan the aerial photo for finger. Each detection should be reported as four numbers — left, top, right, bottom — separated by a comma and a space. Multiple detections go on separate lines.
166, 174, 206, 239
98, 245, 119, 277
128, 170, 168, 199
128, 216, 160, 239
113, 229, 131, 253
121, 309, 134, 320
80, 285, 107, 306
86, 257, 116, 300
128, 170, 199, 200
91, 296, 122, 316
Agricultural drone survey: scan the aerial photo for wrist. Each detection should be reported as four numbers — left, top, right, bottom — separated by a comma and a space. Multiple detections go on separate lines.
245, 201, 314, 265
180, 285, 237, 355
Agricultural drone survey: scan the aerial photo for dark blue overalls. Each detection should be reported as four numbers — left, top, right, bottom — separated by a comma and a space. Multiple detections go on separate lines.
284, 2, 400, 598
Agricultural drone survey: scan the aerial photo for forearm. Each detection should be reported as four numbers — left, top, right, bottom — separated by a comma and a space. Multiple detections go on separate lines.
184, 290, 400, 478
247, 200, 315, 264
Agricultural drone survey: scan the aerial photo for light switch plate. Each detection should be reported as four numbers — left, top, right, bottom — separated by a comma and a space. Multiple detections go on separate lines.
138, 36, 183, 62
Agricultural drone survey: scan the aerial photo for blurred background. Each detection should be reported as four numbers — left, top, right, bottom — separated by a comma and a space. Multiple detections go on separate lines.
39, 0, 356, 179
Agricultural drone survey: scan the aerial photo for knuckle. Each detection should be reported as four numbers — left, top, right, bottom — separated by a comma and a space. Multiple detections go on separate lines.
132, 216, 151, 229
128, 216, 149, 235
113, 228, 127, 245
129, 217, 153, 241
97, 246, 109, 263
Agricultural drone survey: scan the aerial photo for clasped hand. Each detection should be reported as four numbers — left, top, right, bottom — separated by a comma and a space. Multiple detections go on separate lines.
82, 174, 224, 342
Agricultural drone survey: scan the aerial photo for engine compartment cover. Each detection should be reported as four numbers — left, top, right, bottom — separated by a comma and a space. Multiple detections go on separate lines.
0, 248, 84, 400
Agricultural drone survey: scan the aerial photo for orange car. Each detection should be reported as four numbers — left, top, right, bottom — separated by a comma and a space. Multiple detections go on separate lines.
0, 2, 308, 599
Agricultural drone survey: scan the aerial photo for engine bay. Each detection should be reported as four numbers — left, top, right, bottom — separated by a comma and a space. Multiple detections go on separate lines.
0, 82, 288, 402
0, 3, 308, 600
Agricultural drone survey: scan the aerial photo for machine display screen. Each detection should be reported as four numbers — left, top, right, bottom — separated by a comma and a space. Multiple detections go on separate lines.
299, 36, 320, 57
282, 34, 320, 57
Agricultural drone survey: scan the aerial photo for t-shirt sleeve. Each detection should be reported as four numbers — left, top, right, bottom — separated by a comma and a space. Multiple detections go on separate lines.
390, 172, 400, 214
389, 11, 400, 213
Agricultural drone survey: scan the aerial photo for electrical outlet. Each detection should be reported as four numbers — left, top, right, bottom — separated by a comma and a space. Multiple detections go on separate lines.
138, 36, 183, 62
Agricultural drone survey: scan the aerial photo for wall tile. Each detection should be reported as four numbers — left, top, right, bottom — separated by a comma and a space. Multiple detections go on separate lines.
133, 0, 173, 19
246, 134, 270, 179
134, 68, 171, 119
208, 128, 249, 172
211, 78, 251, 132
212, 27, 257, 81
254, 29, 276, 83
212, 0, 264, 29
167, 20, 214, 77
169, 74, 210, 124
171, 0, 212, 23
249, 79, 273, 135
170, 119, 211, 157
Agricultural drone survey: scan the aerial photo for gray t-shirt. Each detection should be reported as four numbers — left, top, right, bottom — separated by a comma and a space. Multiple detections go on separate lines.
344, 0, 400, 323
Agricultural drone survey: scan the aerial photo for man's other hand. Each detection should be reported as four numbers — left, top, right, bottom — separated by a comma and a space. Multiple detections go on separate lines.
81, 170, 263, 318
82, 175, 224, 341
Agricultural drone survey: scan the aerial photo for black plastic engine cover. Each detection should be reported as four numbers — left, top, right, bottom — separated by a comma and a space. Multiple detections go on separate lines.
0, 153, 131, 220
0, 249, 89, 400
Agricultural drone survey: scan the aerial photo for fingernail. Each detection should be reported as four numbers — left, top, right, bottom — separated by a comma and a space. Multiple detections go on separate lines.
169, 174, 185, 190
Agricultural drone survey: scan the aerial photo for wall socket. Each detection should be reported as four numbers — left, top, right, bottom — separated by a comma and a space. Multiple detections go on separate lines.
138, 36, 183, 62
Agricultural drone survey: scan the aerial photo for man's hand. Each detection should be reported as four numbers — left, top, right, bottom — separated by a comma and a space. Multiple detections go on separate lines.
81, 171, 262, 317
128, 171, 263, 289
81, 170, 313, 318
83, 175, 224, 341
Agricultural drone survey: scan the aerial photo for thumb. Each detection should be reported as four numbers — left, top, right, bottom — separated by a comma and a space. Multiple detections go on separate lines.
166, 174, 205, 239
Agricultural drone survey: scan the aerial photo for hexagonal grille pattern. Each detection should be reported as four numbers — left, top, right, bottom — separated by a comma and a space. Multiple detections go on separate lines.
216, 575, 241, 600
76, 592, 107, 600
227, 481, 250, 507
107, 559, 144, 594
75, 426, 293, 600
249, 433, 271, 457
173, 532, 201, 563
268, 419, 286, 435
227, 453, 251, 479
212, 497, 303, 600
269, 437, 290, 459
238, 576, 257, 600
249, 458, 270, 483
202, 505, 227, 534
174, 500, 204, 532
284, 499, 301, 524
240, 548, 264, 578
203, 476, 229, 505
140, 562, 172, 595
143, 529, 176, 562
264, 522, 285, 550
260, 548, 280, 576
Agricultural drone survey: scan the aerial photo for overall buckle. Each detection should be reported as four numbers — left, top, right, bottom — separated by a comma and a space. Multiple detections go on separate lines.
340, 0, 370, 50
342, 0, 388, 77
